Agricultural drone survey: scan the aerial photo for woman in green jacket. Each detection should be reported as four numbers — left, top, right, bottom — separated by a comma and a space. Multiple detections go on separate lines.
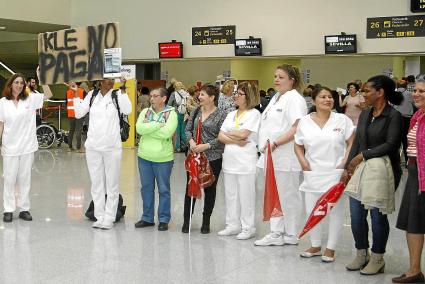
134, 87, 178, 231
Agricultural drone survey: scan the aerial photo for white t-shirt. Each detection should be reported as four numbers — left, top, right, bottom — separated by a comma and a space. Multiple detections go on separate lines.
74, 89, 132, 151
0, 92, 44, 156
257, 89, 307, 171
295, 112, 355, 192
221, 108, 261, 174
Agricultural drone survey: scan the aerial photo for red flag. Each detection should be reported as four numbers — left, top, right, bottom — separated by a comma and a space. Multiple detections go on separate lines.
299, 182, 345, 239
263, 140, 284, 221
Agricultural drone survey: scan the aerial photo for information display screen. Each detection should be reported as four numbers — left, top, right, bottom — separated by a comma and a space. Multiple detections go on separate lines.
411, 0, 425, 13
234, 38, 262, 56
192, 26, 236, 45
158, 42, 183, 58
324, 35, 357, 54
367, 15, 425, 38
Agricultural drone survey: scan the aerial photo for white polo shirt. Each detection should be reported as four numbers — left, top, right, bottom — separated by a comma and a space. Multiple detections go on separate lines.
74, 89, 132, 151
295, 112, 355, 192
221, 108, 261, 174
0, 92, 44, 156
257, 89, 307, 171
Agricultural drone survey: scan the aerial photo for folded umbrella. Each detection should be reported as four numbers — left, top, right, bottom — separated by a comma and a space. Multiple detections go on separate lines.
298, 182, 345, 239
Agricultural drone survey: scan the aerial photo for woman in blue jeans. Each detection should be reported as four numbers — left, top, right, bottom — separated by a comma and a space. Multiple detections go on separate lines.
342, 75, 403, 275
135, 87, 178, 231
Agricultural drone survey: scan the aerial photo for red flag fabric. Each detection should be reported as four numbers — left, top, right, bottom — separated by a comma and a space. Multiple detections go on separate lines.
298, 182, 345, 239
263, 140, 284, 221
185, 153, 202, 199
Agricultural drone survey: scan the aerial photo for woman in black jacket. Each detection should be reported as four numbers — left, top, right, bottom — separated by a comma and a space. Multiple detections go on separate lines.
342, 75, 403, 275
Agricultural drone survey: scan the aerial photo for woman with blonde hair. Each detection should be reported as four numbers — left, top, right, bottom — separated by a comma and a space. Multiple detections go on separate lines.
218, 80, 236, 114
168, 81, 189, 152
218, 82, 261, 240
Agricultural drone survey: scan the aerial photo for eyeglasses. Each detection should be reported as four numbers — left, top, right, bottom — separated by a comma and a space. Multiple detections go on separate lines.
234, 91, 246, 97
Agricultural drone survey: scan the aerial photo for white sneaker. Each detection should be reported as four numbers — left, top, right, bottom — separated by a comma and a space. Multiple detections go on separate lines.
101, 221, 113, 230
254, 232, 284, 246
283, 235, 299, 245
236, 229, 255, 240
92, 219, 103, 229
217, 227, 240, 236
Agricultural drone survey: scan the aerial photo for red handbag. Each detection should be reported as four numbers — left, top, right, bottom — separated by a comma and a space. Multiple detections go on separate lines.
185, 117, 215, 192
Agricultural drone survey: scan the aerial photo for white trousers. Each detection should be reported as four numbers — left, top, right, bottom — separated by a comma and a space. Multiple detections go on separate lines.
304, 192, 345, 250
3, 153, 34, 212
223, 173, 256, 231
86, 149, 122, 224
266, 170, 302, 237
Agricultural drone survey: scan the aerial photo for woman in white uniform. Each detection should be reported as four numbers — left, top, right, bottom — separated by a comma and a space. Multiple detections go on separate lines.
218, 82, 261, 240
74, 79, 132, 230
295, 85, 354, 262
0, 71, 53, 222
254, 64, 307, 246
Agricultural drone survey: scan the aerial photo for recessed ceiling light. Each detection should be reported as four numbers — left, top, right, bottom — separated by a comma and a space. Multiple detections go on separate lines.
0, 27, 6, 30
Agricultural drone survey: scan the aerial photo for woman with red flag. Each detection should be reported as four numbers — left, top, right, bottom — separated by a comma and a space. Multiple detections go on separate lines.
182, 84, 226, 234
295, 85, 355, 262
217, 82, 261, 240
254, 64, 307, 246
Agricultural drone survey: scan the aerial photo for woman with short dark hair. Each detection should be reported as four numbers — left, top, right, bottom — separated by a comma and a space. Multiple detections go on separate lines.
182, 84, 226, 234
343, 75, 403, 275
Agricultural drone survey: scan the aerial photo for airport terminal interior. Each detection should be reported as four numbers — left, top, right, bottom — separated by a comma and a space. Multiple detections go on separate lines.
0, 0, 425, 283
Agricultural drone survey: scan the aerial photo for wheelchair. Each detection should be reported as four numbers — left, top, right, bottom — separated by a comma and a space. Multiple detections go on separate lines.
36, 100, 68, 149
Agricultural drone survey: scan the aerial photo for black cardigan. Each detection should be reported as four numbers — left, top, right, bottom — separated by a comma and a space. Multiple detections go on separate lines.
346, 104, 403, 187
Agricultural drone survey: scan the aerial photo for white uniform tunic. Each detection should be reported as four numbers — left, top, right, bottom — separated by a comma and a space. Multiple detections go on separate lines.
0, 93, 44, 156
74, 89, 132, 151
295, 112, 355, 192
257, 89, 307, 171
74, 89, 131, 225
220, 108, 261, 232
0, 92, 44, 212
221, 108, 261, 174
294, 112, 354, 249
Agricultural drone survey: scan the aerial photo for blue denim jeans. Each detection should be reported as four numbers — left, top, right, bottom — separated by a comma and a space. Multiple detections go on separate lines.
138, 157, 174, 223
349, 197, 389, 254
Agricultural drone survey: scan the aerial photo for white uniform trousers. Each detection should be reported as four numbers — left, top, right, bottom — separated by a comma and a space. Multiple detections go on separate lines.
3, 153, 34, 212
86, 149, 122, 224
268, 170, 302, 237
304, 192, 345, 250
223, 173, 256, 231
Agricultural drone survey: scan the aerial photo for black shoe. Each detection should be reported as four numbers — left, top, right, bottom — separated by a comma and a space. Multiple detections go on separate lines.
3, 212, 12, 223
134, 220, 155, 228
182, 223, 189, 233
19, 211, 32, 221
201, 215, 210, 234
158, 222, 168, 231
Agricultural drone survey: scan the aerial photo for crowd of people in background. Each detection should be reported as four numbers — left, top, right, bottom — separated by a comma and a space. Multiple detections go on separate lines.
1, 66, 425, 283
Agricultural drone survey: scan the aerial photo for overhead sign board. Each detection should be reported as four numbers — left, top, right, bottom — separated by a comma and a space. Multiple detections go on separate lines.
367, 15, 425, 38
411, 0, 425, 13
234, 38, 262, 56
324, 34, 357, 54
192, 25, 236, 45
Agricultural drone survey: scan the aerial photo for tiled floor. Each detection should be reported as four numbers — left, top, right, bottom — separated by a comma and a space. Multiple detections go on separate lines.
0, 148, 416, 283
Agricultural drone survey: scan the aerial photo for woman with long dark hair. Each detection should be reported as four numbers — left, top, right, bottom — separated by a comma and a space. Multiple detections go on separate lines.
0, 70, 53, 222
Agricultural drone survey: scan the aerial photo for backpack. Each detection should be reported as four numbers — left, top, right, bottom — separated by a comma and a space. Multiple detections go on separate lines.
85, 194, 126, 222
89, 88, 130, 142
175, 91, 187, 115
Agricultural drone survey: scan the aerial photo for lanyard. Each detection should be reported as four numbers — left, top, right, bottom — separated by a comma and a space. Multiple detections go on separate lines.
234, 110, 247, 129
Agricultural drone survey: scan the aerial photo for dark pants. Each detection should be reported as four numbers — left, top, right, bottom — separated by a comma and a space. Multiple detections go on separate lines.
183, 158, 222, 224
401, 116, 412, 162
349, 197, 389, 254
68, 117, 84, 149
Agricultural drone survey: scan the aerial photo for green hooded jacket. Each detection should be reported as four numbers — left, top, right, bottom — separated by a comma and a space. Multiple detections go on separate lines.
136, 106, 178, 162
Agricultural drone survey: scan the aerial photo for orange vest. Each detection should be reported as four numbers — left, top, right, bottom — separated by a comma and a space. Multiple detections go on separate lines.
67, 88, 85, 118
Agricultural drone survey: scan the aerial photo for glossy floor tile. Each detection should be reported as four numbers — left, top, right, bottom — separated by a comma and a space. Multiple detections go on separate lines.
0, 148, 417, 283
